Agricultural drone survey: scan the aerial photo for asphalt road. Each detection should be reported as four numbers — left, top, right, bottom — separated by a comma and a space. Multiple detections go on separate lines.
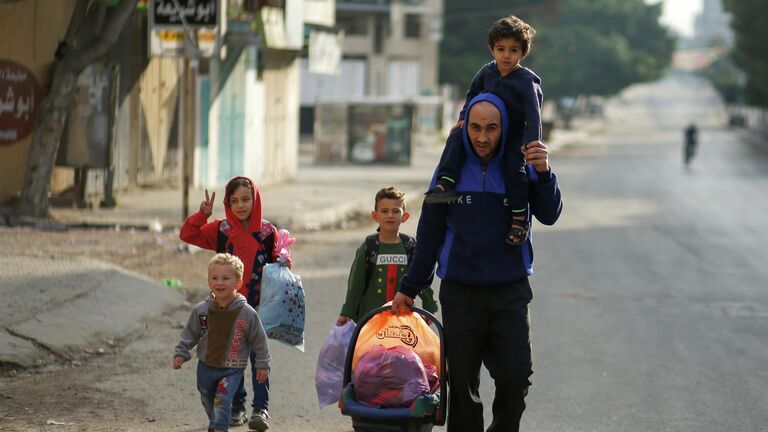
520, 72, 768, 432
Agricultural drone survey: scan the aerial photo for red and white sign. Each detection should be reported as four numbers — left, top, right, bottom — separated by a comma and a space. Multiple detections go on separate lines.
0, 60, 43, 146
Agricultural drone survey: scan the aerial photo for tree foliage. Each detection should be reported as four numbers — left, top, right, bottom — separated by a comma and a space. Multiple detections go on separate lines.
439, 0, 675, 100
527, 0, 674, 99
439, 0, 560, 88
723, 0, 768, 107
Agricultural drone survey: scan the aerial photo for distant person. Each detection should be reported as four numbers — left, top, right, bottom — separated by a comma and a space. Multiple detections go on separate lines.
684, 123, 698, 168
424, 15, 543, 247
180, 176, 290, 431
173, 253, 270, 432
393, 93, 563, 432
337, 186, 437, 326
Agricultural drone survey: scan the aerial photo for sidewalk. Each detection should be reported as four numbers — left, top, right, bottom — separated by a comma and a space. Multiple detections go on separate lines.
48, 144, 445, 233
0, 118, 603, 368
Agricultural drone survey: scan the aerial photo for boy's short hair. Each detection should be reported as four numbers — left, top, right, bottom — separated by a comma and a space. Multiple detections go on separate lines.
374, 186, 406, 212
488, 15, 536, 57
208, 253, 245, 279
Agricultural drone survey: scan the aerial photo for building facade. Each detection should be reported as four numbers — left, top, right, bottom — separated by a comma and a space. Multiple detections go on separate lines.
299, 0, 443, 136
0, 0, 307, 208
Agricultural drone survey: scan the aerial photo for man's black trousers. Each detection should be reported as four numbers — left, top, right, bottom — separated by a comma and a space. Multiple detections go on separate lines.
439, 279, 533, 432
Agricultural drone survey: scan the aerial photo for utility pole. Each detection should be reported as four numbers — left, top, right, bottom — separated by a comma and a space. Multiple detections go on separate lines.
170, 0, 203, 222
182, 58, 197, 221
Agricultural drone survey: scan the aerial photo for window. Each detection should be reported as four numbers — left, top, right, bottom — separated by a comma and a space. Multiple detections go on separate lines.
337, 15, 368, 36
404, 14, 421, 39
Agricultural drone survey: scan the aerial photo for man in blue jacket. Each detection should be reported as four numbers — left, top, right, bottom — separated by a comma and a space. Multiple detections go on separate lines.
392, 92, 563, 432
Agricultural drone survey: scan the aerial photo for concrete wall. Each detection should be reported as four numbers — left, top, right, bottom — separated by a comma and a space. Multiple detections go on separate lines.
335, 0, 441, 98
262, 50, 300, 184
0, 0, 78, 205
207, 46, 298, 188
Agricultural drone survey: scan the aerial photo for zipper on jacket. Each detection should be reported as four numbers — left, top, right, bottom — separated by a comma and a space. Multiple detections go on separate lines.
481, 168, 491, 283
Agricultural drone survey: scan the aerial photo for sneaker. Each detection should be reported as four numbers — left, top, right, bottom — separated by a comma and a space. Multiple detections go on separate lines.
424, 183, 458, 204
248, 408, 270, 431
230, 405, 248, 426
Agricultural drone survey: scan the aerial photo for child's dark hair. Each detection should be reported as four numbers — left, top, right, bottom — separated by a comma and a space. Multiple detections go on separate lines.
488, 15, 536, 57
225, 177, 253, 205
375, 186, 406, 212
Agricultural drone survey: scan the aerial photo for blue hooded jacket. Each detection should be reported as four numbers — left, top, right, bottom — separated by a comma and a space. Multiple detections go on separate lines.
400, 93, 562, 298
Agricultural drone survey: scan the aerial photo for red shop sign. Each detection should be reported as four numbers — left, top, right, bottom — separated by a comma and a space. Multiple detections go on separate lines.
0, 59, 43, 146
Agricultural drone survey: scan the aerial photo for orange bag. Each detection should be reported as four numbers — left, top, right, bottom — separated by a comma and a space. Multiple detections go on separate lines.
352, 309, 441, 377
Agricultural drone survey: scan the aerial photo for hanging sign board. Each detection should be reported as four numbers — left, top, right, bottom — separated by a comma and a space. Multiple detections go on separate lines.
152, 0, 217, 25
149, 0, 224, 58
0, 59, 43, 146
308, 29, 343, 75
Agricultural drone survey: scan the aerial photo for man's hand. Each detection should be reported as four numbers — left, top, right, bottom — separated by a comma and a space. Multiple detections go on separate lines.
391, 292, 414, 315
522, 140, 549, 173
199, 189, 216, 217
172, 356, 184, 369
336, 316, 351, 326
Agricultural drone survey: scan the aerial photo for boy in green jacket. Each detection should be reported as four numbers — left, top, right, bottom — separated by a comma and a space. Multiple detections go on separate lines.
337, 186, 437, 325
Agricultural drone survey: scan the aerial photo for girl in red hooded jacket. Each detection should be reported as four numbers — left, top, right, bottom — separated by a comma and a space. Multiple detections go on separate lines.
180, 176, 285, 431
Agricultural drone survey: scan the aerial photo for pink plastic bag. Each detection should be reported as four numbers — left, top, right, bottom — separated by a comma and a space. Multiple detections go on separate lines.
275, 228, 296, 262
353, 345, 430, 408
315, 321, 356, 408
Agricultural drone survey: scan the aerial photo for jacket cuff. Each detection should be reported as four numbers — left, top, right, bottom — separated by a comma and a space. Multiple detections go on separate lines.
398, 285, 420, 300
536, 168, 552, 184
175, 350, 191, 361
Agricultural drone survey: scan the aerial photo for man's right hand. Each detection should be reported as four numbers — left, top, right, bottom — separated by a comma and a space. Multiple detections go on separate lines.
391, 292, 414, 315
336, 316, 351, 326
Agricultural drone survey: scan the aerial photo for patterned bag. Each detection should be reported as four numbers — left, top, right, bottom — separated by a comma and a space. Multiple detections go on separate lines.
259, 229, 305, 351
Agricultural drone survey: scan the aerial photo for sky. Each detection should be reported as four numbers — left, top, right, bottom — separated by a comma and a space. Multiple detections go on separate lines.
651, 0, 704, 37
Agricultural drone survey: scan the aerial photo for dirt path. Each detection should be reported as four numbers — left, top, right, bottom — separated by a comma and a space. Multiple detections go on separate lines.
0, 227, 214, 431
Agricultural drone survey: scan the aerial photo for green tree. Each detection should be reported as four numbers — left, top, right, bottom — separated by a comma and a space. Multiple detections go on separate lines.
723, 0, 768, 107
440, 0, 675, 100
440, 0, 560, 88
527, 0, 675, 99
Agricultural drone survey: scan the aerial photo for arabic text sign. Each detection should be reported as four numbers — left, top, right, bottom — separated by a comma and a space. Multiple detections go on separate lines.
0, 60, 43, 146
150, 28, 219, 57
152, 0, 217, 26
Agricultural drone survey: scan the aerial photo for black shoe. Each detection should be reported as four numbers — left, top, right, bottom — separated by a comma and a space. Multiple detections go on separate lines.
230, 405, 248, 426
506, 219, 529, 246
424, 183, 458, 204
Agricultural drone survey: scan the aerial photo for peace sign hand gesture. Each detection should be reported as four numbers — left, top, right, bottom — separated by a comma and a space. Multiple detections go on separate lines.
200, 189, 216, 217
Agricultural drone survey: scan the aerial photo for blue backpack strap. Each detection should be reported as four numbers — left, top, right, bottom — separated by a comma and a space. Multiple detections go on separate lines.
216, 220, 228, 253
261, 222, 276, 262
363, 233, 379, 284
399, 233, 416, 267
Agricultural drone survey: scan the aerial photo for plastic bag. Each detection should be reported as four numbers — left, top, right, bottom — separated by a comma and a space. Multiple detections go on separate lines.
274, 228, 296, 262
352, 309, 440, 378
315, 321, 356, 408
259, 263, 305, 351
353, 344, 430, 408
